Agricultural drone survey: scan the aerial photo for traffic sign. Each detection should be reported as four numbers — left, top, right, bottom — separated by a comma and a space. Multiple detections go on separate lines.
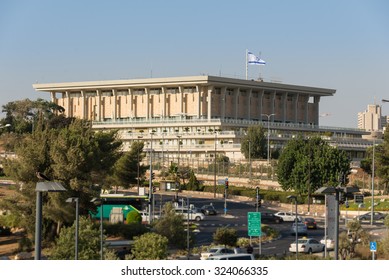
354, 194, 364, 204
370, 241, 377, 252
248, 212, 261, 237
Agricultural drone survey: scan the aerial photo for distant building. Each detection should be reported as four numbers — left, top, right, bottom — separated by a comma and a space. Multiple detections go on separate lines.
33, 75, 371, 162
358, 104, 386, 131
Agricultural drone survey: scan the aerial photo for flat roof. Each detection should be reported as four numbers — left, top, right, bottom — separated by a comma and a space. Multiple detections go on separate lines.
33, 75, 336, 97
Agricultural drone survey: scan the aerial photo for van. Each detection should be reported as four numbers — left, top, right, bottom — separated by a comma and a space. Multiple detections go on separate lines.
207, 253, 254, 260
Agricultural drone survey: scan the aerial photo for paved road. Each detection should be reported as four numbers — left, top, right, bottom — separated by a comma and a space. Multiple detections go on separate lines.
153, 192, 386, 257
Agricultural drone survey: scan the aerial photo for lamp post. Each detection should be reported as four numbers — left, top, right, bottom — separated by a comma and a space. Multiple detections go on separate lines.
136, 135, 143, 194
371, 135, 376, 225
176, 135, 182, 200
287, 195, 298, 260
261, 114, 275, 164
66, 197, 79, 260
148, 132, 154, 223
248, 140, 252, 183
35, 181, 67, 260
214, 131, 217, 198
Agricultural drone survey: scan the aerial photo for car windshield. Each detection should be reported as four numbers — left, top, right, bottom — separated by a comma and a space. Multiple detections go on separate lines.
209, 249, 220, 253
297, 240, 308, 244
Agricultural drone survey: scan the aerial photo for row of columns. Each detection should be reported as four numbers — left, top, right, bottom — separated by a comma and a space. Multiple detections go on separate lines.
52, 86, 320, 125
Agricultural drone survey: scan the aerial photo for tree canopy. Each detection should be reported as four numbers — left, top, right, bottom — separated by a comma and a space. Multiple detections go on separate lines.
277, 136, 350, 195
240, 125, 267, 159
0, 119, 122, 239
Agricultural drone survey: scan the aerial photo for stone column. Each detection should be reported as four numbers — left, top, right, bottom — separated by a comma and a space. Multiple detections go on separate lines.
248, 89, 252, 121
96, 90, 101, 121
145, 88, 150, 120
234, 88, 240, 120
293, 93, 299, 123
221, 87, 226, 120
196, 85, 201, 118
282, 92, 287, 123
314, 96, 320, 125
207, 86, 213, 121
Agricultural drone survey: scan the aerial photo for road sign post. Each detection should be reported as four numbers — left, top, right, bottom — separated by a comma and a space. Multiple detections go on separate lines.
248, 212, 261, 256
370, 241, 377, 260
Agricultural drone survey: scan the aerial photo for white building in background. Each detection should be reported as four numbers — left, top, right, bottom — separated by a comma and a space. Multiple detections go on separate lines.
358, 104, 387, 131
33, 75, 371, 162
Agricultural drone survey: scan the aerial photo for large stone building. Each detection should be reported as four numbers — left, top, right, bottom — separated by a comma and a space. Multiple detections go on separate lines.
33, 75, 370, 162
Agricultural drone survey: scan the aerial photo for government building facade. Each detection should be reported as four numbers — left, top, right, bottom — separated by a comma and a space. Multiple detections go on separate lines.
33, 75, 370, 164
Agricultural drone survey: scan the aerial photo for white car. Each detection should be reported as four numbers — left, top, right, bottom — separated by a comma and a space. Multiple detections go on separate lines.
274, 211, 301, 222
320, 237, 335, 250
200, 247, 235, 260
174, 208, 205, 221
290, 222, 308, 236
289, 238, 325, 254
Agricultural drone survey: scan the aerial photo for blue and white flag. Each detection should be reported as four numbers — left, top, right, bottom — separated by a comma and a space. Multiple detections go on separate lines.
247, 51, 266, 65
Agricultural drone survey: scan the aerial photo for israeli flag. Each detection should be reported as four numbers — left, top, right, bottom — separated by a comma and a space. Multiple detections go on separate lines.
247, 51, 266, 65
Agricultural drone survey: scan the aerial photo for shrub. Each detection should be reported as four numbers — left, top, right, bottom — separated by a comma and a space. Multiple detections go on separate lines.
126, 211, 142, 224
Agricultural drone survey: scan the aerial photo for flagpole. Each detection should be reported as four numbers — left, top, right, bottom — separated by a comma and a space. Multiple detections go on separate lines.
258, 51, 262, 81
245, 49, 248, 80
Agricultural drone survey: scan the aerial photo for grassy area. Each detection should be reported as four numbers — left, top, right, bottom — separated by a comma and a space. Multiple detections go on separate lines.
340, 197, 389, 211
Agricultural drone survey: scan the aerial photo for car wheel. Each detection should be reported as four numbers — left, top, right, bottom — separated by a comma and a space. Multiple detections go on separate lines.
308, 248, 312, 254
195, 216, 201, 222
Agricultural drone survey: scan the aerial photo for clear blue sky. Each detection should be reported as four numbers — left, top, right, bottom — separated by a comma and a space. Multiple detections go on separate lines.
1, 0, 388, 128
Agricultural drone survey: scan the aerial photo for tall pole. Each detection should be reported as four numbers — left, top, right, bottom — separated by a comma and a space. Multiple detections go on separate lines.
100, 201, 104, 260
248, 140, 251, 183
295, 199, 298, 260
262, 114, 275, 164
34, 191, 43, 260
187, 196, 190, 260
214, 132, 217, 198
75, 198, 79, 260
176, 135, 181, 199
334, 188, 340, 260
371, 137, 375, 225
149, 133, 153, 223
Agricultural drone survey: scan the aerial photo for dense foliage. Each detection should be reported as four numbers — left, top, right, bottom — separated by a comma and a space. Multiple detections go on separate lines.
240, 125, 267, 159
0, 119, 122, 240
277, 136, 350, 195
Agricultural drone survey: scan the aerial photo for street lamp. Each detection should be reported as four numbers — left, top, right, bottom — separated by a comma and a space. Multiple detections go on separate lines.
35, 181, 67, 260
214, 131, 217, 198
137, 135, 143, 194
261, 114, 275, 164
248, 140, 252, 183
287, 195, 298, 260
371, 135, 377, 226
66, 197, 79, 260
176, 135, 182, 200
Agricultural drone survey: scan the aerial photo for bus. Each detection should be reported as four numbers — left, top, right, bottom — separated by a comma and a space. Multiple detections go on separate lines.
90, 194, 149, 221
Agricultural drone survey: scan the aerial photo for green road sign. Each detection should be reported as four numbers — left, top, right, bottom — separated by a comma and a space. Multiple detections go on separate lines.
248, 212, 261, 237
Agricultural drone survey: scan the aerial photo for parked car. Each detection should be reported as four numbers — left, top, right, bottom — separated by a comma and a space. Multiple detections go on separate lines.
302, 217, 317, 229
290, 222, 307, 236
320, 236, 335, 250
0, 225, 11, 236
174, 208, 205, 221
139, 211, 160, 223
356, 212, 387, 222
201, 205, 217, 215
289, 238, 325, 254
207, 253, 254, 260
275, 211, 302, 222
261, 212, 283, 224
200, 247, 236, 260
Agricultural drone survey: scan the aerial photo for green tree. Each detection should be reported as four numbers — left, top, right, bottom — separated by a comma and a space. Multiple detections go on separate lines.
186, 170, 200, 191
213, 227, 238, 247
0, 119, 122, 240
1, 98, 65, 134
277, 136, 350, 196
129, 232, 169, 260
368, 132, 389, 195
49, 216, 102, 260
153, 202, 187, 249
111, 141, 147, 189
240, 125, 267, 159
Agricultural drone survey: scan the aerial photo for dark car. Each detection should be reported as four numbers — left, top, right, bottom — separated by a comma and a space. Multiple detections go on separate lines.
356, 212, 387, 222
302, 217, 317, 229
201, 205, 217, 215
0, 225, 11, 236
261, 212, 283, 224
